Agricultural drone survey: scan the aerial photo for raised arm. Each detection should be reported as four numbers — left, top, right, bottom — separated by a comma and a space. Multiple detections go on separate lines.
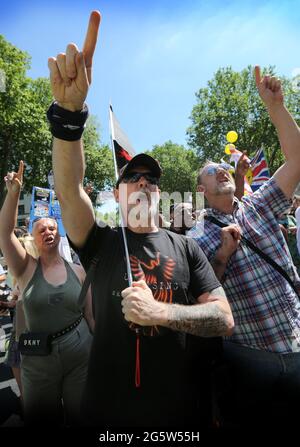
0, 162, 30, 279
49, 11, 101, 248
255, 66, 300, 198
234, 151, 250, 200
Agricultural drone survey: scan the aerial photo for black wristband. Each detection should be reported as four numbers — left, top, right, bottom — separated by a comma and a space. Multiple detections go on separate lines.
46, 101, 89, 141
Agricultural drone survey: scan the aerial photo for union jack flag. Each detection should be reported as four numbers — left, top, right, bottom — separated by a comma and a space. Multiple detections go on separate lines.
250, 148, 270, 192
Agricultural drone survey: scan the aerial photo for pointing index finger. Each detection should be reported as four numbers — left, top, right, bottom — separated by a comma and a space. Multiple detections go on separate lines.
82, 11, 101, 83
17, 160, 24, 179
254, 65, 261, 88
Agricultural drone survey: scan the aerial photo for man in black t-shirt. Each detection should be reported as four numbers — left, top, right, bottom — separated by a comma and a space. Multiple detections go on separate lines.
48, 11, 234, 426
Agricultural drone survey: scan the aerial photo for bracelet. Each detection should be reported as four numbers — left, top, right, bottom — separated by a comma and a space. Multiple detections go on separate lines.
46, 101, 89, 141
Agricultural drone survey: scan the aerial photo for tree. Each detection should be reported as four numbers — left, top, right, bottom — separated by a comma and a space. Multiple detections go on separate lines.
187, 66, 300, 174
96, 210, 118, 227
146, 141, 199, 197
83, 115, 115, 191
0, 36, 53, 206
0, 35, 115, 207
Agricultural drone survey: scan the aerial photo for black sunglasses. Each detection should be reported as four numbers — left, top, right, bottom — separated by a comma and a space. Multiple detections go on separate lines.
121, 172, 160, 185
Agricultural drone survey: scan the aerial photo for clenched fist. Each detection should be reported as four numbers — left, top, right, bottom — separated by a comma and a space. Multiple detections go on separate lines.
121, 280, 167, 326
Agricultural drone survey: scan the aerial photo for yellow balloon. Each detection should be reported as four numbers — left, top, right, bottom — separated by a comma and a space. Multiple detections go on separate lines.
226, 131, 238, 143
225, 143, 235, 154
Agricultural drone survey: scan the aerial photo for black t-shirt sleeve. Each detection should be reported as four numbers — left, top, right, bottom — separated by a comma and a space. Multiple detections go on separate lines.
67, 222, 112, 272
186, 238, 221, 299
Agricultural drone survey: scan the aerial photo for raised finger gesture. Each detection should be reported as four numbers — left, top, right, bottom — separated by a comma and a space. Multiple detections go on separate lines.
255, 65, 284, 109
5, 160, 24, 194
48, 11, 101, 111
236, 151, 251, 177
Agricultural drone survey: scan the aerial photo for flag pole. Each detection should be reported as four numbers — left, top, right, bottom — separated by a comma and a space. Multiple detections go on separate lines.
109, 104, 133, 286
109, 105, 141, 389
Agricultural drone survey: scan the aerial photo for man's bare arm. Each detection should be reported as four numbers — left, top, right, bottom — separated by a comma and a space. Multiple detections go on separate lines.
164, 287, 234, 337
211, 253, 229, 281
49, 11, 101, 248
255, 66, 300, 198
234, 151, 250, 200
52, 139, 95, 248
121, 281, 234, 337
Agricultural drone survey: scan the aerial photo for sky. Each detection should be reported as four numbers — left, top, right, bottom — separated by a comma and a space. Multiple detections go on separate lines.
1, 0, 300, 154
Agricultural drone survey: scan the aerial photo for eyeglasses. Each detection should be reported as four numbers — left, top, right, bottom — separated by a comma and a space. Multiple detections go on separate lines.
205, 163, 231, 176
121, 172, 160, 185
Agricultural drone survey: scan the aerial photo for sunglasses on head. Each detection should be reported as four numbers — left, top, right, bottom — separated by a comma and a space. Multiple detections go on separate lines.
205, 163, 231, 176
121, 171, 160, 185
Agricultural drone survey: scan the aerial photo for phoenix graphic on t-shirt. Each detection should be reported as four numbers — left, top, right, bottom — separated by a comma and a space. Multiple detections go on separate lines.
129, 250, 176, 336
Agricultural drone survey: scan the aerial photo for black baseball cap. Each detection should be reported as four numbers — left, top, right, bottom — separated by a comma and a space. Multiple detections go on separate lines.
116, 154, 162, 187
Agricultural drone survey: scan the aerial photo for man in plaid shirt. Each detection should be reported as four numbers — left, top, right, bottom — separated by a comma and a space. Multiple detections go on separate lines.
189, 66, 300, 428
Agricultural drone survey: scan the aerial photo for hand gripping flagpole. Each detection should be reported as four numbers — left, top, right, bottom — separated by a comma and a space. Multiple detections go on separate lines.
109, 104, 133, 286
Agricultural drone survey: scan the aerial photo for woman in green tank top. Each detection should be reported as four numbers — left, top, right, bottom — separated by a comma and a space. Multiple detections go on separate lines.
0, 161, 94, 426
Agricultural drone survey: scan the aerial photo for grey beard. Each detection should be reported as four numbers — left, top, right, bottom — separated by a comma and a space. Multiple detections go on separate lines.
215, 184, 235, 196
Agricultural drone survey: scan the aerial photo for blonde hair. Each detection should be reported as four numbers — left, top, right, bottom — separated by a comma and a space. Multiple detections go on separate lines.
19, 235, 39, 259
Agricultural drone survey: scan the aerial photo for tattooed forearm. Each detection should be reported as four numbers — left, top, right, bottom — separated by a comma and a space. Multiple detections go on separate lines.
165, 302, 232, 337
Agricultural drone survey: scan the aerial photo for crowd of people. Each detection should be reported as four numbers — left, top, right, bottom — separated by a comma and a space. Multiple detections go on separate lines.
1, 10, 300, 429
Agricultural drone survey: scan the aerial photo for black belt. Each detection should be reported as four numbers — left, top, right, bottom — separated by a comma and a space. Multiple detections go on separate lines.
51, 314, 83, 340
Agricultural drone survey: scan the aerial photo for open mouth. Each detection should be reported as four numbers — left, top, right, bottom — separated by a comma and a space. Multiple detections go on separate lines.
217, 173, 231, 183
219, 180, 230, 186
44, 235, 54, 244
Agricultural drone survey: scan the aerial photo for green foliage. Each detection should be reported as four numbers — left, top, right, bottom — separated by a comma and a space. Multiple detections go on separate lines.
0, 35, 53, 204
83, 116, 115, 193
146, 140, 199, 197
95, 210, 118, 227
187, 66, 300, 174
